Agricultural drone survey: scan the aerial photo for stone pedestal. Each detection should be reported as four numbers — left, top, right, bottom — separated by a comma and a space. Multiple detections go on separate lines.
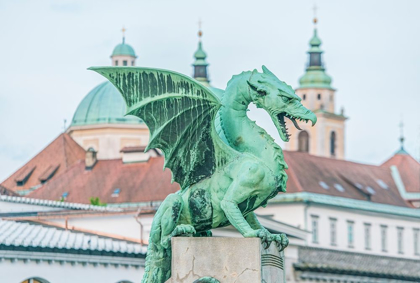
167, 237, 285, 283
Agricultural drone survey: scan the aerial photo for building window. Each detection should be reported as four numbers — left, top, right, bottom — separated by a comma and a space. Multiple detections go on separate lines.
311, 215, 319, 244
330, 131, 336, 156
330, 94, 333, 101
317, 93, 321, 100
303, 94, 306, 100
131, 60, 135, 66
364, 223, 371, 250
397, 227, 404, 254
381, 225, 388, 252
298, 131, 309, 152
115, 60, 118, 66
330, 218, 337, 246
347, 221, 354, 248
123, 60, 128, 66
414, 228, 419, 255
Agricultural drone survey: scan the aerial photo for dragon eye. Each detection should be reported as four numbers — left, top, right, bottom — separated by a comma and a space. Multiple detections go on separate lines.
257, 90, 267, 96
281, 96, 290, 103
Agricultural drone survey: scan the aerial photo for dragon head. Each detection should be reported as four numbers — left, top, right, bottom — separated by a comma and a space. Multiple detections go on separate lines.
247, 66, 317, 142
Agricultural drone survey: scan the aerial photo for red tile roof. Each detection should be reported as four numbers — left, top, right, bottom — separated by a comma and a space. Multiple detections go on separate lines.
1, 134, 86, 193
28, 157, 180, 204
283, 151, 410, 207
381, 152, 420, 193
26, 148, 409, 207
3, 132, 412, 208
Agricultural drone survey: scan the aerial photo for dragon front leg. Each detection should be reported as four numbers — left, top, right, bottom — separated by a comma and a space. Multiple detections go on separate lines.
246, 212, 289, 251
220, 162, 274, 248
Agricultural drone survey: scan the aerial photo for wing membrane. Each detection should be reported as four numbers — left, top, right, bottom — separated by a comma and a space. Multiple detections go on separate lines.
89, 67, 234, 189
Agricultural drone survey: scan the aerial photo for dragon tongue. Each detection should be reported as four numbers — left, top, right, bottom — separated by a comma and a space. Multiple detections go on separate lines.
290, 117, 302, 130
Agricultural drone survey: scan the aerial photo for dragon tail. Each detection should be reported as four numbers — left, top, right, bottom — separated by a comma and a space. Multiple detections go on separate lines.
141, 205, 172, 283
141, 242, 171, 283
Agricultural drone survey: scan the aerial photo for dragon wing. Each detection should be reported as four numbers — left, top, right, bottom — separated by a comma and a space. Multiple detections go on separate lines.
89, 67, 238, 190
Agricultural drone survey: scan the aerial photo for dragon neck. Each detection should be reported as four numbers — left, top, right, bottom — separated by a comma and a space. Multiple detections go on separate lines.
220, 73, 287, 172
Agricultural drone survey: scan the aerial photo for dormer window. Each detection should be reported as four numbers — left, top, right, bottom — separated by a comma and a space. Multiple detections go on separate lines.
112, 188, 121, 197
15, 166, 36, 186
61, 192, 68, 201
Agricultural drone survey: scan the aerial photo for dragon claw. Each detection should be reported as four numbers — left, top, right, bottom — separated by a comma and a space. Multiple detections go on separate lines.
272, 233, 289, 252
171, 224, 196, 237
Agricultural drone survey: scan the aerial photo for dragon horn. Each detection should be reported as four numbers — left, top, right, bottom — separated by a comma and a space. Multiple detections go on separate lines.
262, 65, 276, 77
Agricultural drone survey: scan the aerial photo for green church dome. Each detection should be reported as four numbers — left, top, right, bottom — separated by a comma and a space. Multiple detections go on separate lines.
111, 39, 136, 57
299, 69, 333, 89
71, 81, 142, 127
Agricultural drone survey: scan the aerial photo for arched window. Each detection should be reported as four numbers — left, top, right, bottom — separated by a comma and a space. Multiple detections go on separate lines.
302, 94, 306, 100
298, 131, 309, 152
317, 94, 321, 100
330, 131, 336, 156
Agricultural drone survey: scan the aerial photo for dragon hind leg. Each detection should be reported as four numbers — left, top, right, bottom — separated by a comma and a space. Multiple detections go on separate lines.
142, 193, 193, 283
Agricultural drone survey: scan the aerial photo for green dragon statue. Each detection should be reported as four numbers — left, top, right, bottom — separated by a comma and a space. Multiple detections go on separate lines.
90, 66, 316, 283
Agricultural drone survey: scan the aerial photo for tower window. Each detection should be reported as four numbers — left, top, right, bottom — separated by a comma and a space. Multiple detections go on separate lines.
115, 60, 118, 66
330, 95, 333, 101
123, 60, 128, 66
298, 131, 309, 153
317, 94, 321, 100
131, 60, 135, 66
194, 66, 207, 79
330, 131, 336, 156
303, 94, 306, 100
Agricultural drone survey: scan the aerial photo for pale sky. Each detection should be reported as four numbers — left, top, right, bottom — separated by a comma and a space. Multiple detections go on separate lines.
0, 0, 419, 181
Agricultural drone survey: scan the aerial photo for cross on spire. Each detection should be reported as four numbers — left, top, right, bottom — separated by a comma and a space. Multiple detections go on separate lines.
198, 18, 203, 40
121, 26, 126, 43
313, 4, 318, 25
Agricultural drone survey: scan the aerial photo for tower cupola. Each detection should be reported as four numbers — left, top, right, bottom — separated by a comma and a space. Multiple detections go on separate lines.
111, 27, 137, 67
192, 22, 210, 86
298, 18, 332, 90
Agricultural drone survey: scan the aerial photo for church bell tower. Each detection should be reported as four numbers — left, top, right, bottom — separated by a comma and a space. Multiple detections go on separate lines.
284, 17, 347, 159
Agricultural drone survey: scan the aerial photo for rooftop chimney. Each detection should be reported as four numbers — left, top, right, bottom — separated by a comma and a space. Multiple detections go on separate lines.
85, 148, 97, 170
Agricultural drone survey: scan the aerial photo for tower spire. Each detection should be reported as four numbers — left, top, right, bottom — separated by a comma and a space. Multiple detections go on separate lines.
399, 120, 405, 151
313, 4, 318, 26
297, 12, 332, 90
192, 19, 210, 86
121, 26, 126, 44
395, 119, 409, 155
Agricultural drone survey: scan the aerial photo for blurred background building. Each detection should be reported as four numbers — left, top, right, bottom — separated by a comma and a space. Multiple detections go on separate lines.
0, 18, 419, 283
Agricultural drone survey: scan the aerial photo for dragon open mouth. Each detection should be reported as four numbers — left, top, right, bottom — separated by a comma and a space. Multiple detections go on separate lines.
276, 113, 310, 142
